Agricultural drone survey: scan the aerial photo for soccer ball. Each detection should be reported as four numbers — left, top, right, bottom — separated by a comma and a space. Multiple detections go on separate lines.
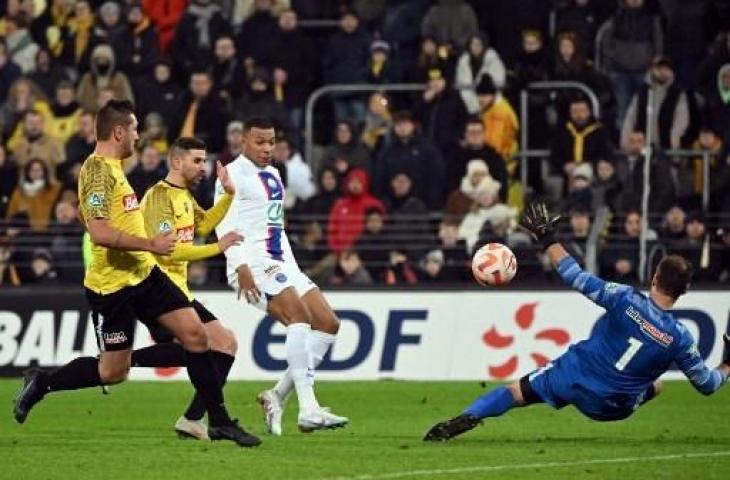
471, 242, 517, 286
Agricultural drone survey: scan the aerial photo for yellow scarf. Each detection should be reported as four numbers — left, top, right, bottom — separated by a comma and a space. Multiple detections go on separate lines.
566, 121, 600, 164
68, 14, 94, 62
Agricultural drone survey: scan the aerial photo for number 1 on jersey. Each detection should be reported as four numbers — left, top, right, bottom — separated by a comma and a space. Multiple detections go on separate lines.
615, 337, 643, 371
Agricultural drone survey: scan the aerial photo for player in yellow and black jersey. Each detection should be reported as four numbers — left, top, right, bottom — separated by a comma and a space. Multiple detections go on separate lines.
13, 101, 260, 447
130, 136, 243, 440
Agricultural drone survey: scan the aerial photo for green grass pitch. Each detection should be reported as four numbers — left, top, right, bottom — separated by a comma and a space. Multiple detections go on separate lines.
1, 380, 729, 479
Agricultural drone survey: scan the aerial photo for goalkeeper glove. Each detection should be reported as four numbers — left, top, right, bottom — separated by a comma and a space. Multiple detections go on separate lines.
520, 202, 561, 250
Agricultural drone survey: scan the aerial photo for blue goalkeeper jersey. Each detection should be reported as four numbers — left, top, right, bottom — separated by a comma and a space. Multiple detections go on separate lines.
555, 256, 725, 398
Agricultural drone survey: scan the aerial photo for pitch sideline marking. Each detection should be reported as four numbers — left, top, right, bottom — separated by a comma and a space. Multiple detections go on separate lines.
324, 451, 730, 480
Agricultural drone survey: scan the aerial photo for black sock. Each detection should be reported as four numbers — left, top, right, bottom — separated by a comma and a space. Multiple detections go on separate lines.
185, 349, 231, 426
41, 357, 102, 392
131, 343, 186, 368
184, 351, 235, 421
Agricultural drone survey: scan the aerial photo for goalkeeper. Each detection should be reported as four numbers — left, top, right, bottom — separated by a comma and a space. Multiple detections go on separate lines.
425, 202, 730, 441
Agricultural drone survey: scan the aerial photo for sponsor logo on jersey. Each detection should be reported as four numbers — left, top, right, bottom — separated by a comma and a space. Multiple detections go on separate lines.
123, 194, 140, 212
625, 305, 673, 346
275, 273, 287, 283
87, 192, 104, 208
177, 225, 194, 242
103, 331, 128, 345
264, 264, 282, 277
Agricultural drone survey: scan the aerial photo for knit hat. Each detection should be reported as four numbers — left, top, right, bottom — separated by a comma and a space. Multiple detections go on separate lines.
466, 159, 489, 177
475, 75, 496, 95
571, 162, 593, 182
370, 40, 390, 54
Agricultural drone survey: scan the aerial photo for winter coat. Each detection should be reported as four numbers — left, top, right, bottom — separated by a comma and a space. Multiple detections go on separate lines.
414, 88, 469, 156
169, 91, 230, 154
269, 27, 318, 108
420, 0, 478, 50
550, 119, 613, 174
456, 49, 506, 114
117, 17, 161, 79
142, 0, 187, 53
171, 4, 231, 74
76, 45, 135, 112
323, 27, 371, 85
236, 10, 278, 65
597, 6, 663, 74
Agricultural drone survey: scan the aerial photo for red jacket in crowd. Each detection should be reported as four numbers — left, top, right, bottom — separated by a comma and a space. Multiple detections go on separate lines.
143, 0, 188, 53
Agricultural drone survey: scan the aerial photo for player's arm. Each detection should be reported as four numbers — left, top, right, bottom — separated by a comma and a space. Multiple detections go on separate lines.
193, 161, 235, 237
675, 334, 730, 396
521, 202, 630, 310
81, 161, 174, 255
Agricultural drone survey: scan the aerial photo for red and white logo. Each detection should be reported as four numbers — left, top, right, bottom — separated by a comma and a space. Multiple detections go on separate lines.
482, 303, 570, 379
177, 225, 194, 242
122, 194, 139, 212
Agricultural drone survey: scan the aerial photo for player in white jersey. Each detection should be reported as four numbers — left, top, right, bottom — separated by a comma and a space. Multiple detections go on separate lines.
215, 117, 348, 435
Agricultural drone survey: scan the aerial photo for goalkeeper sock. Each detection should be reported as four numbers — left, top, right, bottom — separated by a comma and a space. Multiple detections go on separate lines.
131, 343, 186, 367
41, 356, 102, 392
184, 351, 235, 421
463, 386, 515, 419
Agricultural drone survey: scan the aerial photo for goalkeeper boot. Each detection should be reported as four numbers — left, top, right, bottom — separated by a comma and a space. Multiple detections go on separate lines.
13, 368, 47, 424
423, 414, 481, 442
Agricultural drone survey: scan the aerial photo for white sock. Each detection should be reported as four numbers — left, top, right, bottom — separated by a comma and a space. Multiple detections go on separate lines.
274, 330, 337, 401
285, 322, 318, 411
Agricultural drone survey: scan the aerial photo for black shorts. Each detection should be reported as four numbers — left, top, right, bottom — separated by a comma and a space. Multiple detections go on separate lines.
86, 266, 191, 351
147, 299, 218, 344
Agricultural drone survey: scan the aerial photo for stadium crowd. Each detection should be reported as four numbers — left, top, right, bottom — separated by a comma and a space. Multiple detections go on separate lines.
1, 0, 730, 288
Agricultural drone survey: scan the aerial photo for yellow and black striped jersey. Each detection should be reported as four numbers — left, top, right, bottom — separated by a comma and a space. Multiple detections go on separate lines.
140, 180, 233, 300
78, 155, 156, 294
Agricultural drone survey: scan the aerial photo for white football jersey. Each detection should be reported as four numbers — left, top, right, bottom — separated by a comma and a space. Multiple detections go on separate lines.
215, 155, 297, 281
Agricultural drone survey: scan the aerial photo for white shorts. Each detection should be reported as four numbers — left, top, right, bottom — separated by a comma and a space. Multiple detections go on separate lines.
228, 257, 317, 312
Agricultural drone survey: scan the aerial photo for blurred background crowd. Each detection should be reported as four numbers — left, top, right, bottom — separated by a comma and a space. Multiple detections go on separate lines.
1, 0, 730, 288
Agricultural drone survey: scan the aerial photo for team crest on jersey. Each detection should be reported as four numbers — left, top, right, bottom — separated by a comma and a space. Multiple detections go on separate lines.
177, 225, 194, 242
122, 194, 139, 212
158, 220, 173, 234
87, 192, 104, 208
275, 273, 287, 283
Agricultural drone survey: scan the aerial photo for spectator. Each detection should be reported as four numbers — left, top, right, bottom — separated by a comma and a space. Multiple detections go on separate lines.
4, 14, 39, 74
559, 206, 592, 265
328, 250, 373, 286
354, 208, 390, 281
382, 171, 431, 257
553, 0, 609, 59
234, 67, 292, 138
680, 126, 724, 210
414, 69, 468, 156
669, 211, 717, 282
65, 0, 95, 68
88, 1, 128, 63
6, 158, 61, 231
458, 178, 516, 252
0, 145, 18, 218
117, 0, 161, 81
322, 120, 373, 179
48, 81, 81, 144
407, 35, 455, 84
449, 118, 508, 197
187, 260, 209, 287
136, 59, 182, 122
269, 9, 318, 132
77, 43, 135, 112
703, 64, 730, 144
599, 209, 655, 282
170, 70, 230, 154
273, 137, 315, 210
2, 77, 51, 147
328, 167, 384, 254
237, 0, 279, 69
474, 76, 518, 160
211, 35, 245, 101
658, 0, 711, 90
421, 0, 478, 51
433, 220, 470, 282
698, 31, 730, 102
291, 220, 333, 285
597, 0, 663, 126
417, 249, 449, 283
456, 33, 506, 114
550, 96, 613, 188
366, 40, 398, 85
0, 236, 22, 286
711, 150, 730, 212
382, 0, 434, 80
138, 112, 169, 156
28, 47, 70, 100
171, 0, 231, 75
714, 224, 730, 283
64, 110, 95, 167
591, 157, 623, 213
620, 56, 690, 151
0, 38, 22, 105
217, 120, 244, 166
658, 205, 687, 245
127, 145, 166, 198
26, 248, 59, 285
480, 0, 552, 68
384, 248, 419, 285
360, 91, 392, 154
301, 166, 340, 224
48, 200, 84, 283
562, 162, 594, 215
375, 110, 444, 209
323, 9, 371, 124
10, 110, 66, 177
444, 159, 501, 225
142, 0, 187, 53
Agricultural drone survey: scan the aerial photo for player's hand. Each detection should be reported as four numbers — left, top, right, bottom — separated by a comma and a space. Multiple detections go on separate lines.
217, 231, 243, 252
149, 233, 176, 256
236, 264, 261, 304
216, 161, 235, 195
520, 202, 560, 249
